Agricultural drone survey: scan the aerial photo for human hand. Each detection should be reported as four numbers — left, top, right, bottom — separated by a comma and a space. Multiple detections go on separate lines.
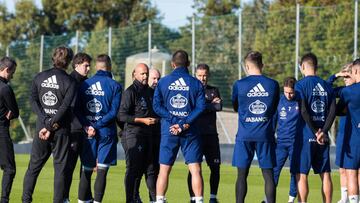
5, 111, 12, 120
143, 117, 157, 126
169, 124, 190, 135
183, 124, 190, 131
39, 128, 51, 140
315, 129, 327, 145
335, 70, 348, 78
86, 126, 96, 138
212, 97, 221, 104
169, 124, 182, 135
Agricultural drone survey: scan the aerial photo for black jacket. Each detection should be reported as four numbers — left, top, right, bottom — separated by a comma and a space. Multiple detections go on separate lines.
118, 80, 158, 137
0, 76, 19, 133
70, 70, 87, 133
195, 85, 222, 135
30, 67, 76, 132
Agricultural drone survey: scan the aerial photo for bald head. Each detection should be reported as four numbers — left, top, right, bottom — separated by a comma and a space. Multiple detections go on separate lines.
148, 68, 161, 88
133, 63, 149, 85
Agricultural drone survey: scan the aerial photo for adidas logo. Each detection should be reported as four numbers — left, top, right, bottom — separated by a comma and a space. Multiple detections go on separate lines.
247, 83, 269, 97
312, 83, 327, 96
41, 75, 59, 89
168, 77, 189, 91
85, 81, 105, 96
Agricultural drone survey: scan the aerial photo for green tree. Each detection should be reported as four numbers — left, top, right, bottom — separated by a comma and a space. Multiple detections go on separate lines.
253, 3, 296, 82
241, 0, 269, 55
170, 0, 240, 107
9, 38, 41, 141
13, 1, 45, 40
41, 0, 158, 33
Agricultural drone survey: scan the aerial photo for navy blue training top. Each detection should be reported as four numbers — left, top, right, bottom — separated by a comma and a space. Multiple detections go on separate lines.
153, 67, 205, 137
275, 95, 300, 145
76, 70, 122, 137
295, 76, 334, 141
338, 83, 360, 145
232, 75, 280, 142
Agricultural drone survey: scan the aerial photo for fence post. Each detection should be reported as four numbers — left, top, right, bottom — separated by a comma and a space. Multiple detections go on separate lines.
238, 5, 243, 79
39, 35, 44, 72
148, 22, 152, 68
295, 2, 300, 80
108, 27, 112, 59
75, 30, 79, 54
192, 14, 196, 76
355, 0, 358, 60
162, 60, 166, 76
5, 46, 8, 59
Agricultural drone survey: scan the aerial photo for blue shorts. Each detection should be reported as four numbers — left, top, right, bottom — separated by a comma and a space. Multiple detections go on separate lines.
80, 134, 117, 168
291, 139, 331, 174
159, 134, 202, 165
335, 132, 345, 167
342, 140, 360, 170
232, 141, 275, 169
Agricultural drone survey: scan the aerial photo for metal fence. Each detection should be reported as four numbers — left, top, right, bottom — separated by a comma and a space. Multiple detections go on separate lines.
6, 1, 360, 142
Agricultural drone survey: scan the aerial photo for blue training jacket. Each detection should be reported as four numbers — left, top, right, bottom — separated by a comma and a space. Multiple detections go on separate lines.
75, 70, 122, 137
232, 75, 280, 142
338, 83, 360, 146
295, 75, 334, 141
153, 67, 205, 136
275, 95, 300, 145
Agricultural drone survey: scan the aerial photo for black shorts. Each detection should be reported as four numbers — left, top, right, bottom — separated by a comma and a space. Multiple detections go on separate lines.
201, 135, 221, 166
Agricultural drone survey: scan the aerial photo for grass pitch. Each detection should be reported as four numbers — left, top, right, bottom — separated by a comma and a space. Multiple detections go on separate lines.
6, 154, 340, 202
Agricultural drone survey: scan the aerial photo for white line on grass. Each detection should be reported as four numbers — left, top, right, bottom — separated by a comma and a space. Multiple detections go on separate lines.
217, 112, 233, 144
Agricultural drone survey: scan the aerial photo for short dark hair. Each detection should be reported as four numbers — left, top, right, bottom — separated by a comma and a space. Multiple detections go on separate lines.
283, 77, 297, 89
52, 46, 73, 69
0, 57, 17, 71
196, 64, 210, 73
301, 53, 318, 70
72, 53, 92, 69
244, 51, 263, 68
172, 50, 190, 67
96, 54, 111, 68
353, 58, 360, 66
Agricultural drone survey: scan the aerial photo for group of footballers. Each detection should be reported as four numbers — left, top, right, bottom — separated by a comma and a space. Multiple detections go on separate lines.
0, 47, 222, 203
0, 45, 359, 203
233, 51, 360, 203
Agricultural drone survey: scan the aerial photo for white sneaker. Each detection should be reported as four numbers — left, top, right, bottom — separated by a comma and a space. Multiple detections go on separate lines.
78, 199, 93, 203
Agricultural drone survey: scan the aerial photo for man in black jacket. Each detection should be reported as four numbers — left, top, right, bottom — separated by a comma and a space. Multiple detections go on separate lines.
188, 64, 222, 203
118, 63, 159, 203
64, 53, 92, 202
148, 67, 161, 186
0, 57, 19, 203
22, 46, 76, 203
